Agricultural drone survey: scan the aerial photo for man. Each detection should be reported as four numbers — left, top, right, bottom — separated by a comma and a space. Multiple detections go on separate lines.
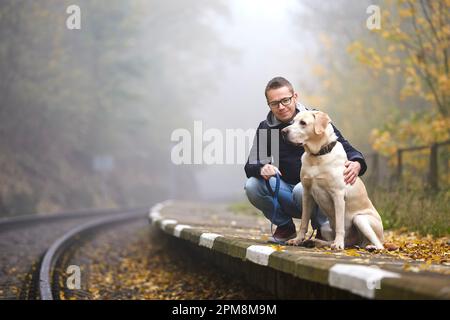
244, 77, 367, 243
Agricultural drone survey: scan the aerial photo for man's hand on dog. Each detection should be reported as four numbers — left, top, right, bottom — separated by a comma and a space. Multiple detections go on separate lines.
260, 164, 282, 180
343, 160, 361, 185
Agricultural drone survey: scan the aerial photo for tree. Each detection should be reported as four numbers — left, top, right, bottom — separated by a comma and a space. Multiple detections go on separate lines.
0, 0, 231, 215
348, 0, 450, 154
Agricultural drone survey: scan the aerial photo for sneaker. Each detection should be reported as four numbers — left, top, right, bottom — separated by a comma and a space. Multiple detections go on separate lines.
268, 223, 296, 243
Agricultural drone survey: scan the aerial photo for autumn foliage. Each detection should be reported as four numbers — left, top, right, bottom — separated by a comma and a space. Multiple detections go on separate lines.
348, 0, 449, 181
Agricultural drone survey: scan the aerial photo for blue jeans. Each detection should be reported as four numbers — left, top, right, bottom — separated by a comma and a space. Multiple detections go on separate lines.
244, 176, 329, 229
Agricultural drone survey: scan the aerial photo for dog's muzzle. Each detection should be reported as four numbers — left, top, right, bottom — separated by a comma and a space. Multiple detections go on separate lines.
281, 129, 303, 147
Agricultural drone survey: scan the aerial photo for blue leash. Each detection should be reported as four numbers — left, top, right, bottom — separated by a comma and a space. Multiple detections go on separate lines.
265, 172, 316, 245
265, 172, 285, 245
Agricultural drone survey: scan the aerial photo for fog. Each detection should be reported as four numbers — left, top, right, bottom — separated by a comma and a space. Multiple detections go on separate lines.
1, 0, 403, 215
192, 0, 308, 201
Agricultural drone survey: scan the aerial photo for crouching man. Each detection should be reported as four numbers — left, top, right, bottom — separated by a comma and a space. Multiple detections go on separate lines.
244, 77, 367, 243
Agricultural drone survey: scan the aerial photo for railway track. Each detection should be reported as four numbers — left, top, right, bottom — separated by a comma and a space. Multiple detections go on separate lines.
0, 207, 148, 300
38, 210, 145, 300
1, 201, 276, 300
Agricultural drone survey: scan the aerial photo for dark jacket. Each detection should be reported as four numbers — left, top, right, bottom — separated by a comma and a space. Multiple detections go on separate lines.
244, 104, 367, 185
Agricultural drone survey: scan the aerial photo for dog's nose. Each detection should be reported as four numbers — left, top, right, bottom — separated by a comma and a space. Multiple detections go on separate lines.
281, 128, 288, 140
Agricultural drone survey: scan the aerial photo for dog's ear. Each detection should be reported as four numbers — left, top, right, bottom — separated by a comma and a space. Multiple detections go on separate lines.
313, 111, 331, 135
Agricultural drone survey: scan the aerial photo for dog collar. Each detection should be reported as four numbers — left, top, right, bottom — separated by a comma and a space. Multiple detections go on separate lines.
311, 140, 337, 156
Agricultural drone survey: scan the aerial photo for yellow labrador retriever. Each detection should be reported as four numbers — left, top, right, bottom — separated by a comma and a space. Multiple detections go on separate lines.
282, 111, 384, 250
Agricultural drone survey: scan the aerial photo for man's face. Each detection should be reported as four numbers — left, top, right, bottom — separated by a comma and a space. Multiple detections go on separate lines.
266, 86, 297, 123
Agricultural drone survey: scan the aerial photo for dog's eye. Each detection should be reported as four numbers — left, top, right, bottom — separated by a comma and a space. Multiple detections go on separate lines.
299, 120, 306, 126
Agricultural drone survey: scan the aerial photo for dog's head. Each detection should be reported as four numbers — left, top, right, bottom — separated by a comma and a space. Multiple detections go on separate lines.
281, 111, 331, 146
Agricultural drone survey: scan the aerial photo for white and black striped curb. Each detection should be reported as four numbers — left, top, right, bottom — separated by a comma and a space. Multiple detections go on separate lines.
148, 201, 450, 300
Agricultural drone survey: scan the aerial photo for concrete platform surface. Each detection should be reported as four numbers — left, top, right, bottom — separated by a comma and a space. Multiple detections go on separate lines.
149, 200, 450, 300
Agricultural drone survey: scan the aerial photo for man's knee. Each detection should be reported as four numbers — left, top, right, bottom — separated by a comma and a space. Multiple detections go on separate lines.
244, 177, 265, 203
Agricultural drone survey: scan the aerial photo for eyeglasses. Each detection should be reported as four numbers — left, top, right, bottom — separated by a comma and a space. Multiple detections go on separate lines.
268, 95, 294, 109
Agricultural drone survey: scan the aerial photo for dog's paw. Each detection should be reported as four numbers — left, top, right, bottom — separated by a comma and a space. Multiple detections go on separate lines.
331, 240, 345, 250
365, 244, 384, 252
364, 244, 378, 252
286, 237, 305, 246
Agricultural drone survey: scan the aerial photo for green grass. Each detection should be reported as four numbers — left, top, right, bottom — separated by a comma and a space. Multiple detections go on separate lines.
370, 186, 450, 237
